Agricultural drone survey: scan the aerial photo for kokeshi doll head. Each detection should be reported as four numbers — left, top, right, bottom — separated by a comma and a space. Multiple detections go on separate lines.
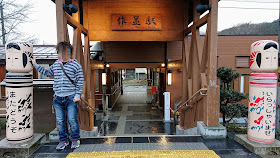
6, 42, 33, 73
250, 40, 278, 72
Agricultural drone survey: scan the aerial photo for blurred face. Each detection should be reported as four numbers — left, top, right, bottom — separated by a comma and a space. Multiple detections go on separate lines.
57, 45, 72, 61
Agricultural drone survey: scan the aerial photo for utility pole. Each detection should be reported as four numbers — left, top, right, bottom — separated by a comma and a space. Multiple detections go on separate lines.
0, 3, 5, 45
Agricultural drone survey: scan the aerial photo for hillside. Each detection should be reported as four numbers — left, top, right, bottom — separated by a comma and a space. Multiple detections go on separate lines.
219, 19, 278, 35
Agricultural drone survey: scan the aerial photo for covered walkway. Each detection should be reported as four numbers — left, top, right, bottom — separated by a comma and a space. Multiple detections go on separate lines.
96, 81, 175, 136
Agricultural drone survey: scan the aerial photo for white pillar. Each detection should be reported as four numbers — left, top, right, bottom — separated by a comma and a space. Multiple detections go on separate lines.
163, 92, 171, 122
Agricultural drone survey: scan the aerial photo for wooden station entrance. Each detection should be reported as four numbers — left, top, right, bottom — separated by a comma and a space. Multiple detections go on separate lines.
54, 0, 219, 132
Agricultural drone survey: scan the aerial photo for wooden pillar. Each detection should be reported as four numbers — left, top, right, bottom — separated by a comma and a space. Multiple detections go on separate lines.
55, 0, 94, 131
56, 0, 67, 43
182, 0, 189, 102
191, 1, 201, 96
205, 0, 219, 126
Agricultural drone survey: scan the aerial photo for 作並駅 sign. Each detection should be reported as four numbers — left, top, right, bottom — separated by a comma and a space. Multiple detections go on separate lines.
112, 14, 161, 31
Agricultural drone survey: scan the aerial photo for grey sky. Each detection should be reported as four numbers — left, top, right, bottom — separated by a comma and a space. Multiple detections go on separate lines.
18, 0, 280, 44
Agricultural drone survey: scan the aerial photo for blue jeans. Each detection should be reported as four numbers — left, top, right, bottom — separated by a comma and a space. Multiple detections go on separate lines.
53, 94, 80, 142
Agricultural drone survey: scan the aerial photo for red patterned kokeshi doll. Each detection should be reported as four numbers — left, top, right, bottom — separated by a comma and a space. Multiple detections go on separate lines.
248, 40, 278, 143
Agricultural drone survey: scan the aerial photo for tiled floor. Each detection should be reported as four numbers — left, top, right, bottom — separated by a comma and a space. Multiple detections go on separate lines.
29, 136, 261, 158
96, 83, 175, 136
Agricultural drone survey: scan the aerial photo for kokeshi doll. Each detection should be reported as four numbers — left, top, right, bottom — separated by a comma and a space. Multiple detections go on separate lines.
248, 40, 278, 143
5, 42, 34, 144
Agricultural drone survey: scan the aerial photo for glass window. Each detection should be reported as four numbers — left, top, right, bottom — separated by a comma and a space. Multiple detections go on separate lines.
236, 56, 250, 68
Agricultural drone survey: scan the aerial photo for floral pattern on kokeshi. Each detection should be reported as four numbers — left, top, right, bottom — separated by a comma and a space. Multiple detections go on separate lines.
248, 73, 277, 143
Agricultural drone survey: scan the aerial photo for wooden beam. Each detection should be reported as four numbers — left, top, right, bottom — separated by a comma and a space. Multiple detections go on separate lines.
200, 26, 208, 73
188, 79, 192, 99
182, 37, 189, 101
65, 13, 88, 35
73, 29, 82, 62
84, 35, 91, 104
187, 35, 194, 79
72, 0, 80, 23
191, 29, 201, 94
188, 94, 204, 106
104, 63, 164, 69
83, 0, 89, 30
182, 0, 189, 103
65, 24, 70, 43
56, 0, 67, 42
190, 1, 201, 94
196, 30, 203, 66
184, 14, 209, 36
201, 73, 207, 88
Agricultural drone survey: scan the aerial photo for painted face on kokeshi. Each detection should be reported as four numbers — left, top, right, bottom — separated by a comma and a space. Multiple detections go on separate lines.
6, 42, 33, 73
250, 40, 278, 72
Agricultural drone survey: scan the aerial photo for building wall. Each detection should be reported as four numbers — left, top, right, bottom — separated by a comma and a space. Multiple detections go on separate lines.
103, 42, 165, 63
87, 0, 184, 41
187, 35, 278, 93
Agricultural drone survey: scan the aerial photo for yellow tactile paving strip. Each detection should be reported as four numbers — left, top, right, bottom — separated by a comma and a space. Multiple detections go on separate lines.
67, 150, 220, 158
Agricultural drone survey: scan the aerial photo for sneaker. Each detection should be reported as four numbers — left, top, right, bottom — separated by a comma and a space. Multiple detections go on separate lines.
56, 141, 69, 150
71, 140, 80, 149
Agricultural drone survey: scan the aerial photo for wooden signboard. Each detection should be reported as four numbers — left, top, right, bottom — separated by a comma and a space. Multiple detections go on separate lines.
112, 14, 161, 31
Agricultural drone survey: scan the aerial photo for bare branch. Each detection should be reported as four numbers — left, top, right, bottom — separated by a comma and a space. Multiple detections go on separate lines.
0, 0, 36, 44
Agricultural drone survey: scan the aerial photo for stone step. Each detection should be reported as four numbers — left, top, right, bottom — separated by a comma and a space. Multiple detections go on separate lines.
49, 127, 99, 142
0, 133, 46, 158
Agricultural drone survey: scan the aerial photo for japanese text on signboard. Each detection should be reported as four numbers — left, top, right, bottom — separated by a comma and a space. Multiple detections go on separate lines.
112, 14, 162, 31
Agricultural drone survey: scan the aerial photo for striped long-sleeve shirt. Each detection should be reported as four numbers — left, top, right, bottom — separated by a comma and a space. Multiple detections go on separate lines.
34, 59, 84, 98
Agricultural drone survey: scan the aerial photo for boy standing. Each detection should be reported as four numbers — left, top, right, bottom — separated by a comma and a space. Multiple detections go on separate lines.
32, 41, 84, 150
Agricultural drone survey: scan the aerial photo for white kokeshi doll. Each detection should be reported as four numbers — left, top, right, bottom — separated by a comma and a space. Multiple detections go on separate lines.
248, 40, 278, 143
5, 42, 34, 144
5, 42, 33, 73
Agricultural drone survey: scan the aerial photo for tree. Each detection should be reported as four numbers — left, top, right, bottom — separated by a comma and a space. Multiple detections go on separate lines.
218, 19, 278, 35
217, 67, 248, 125
0, 0, 38, 44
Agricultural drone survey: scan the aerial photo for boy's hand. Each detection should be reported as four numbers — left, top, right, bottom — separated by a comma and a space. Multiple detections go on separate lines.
73, 97, 80, 102
31, 56, 37, 65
